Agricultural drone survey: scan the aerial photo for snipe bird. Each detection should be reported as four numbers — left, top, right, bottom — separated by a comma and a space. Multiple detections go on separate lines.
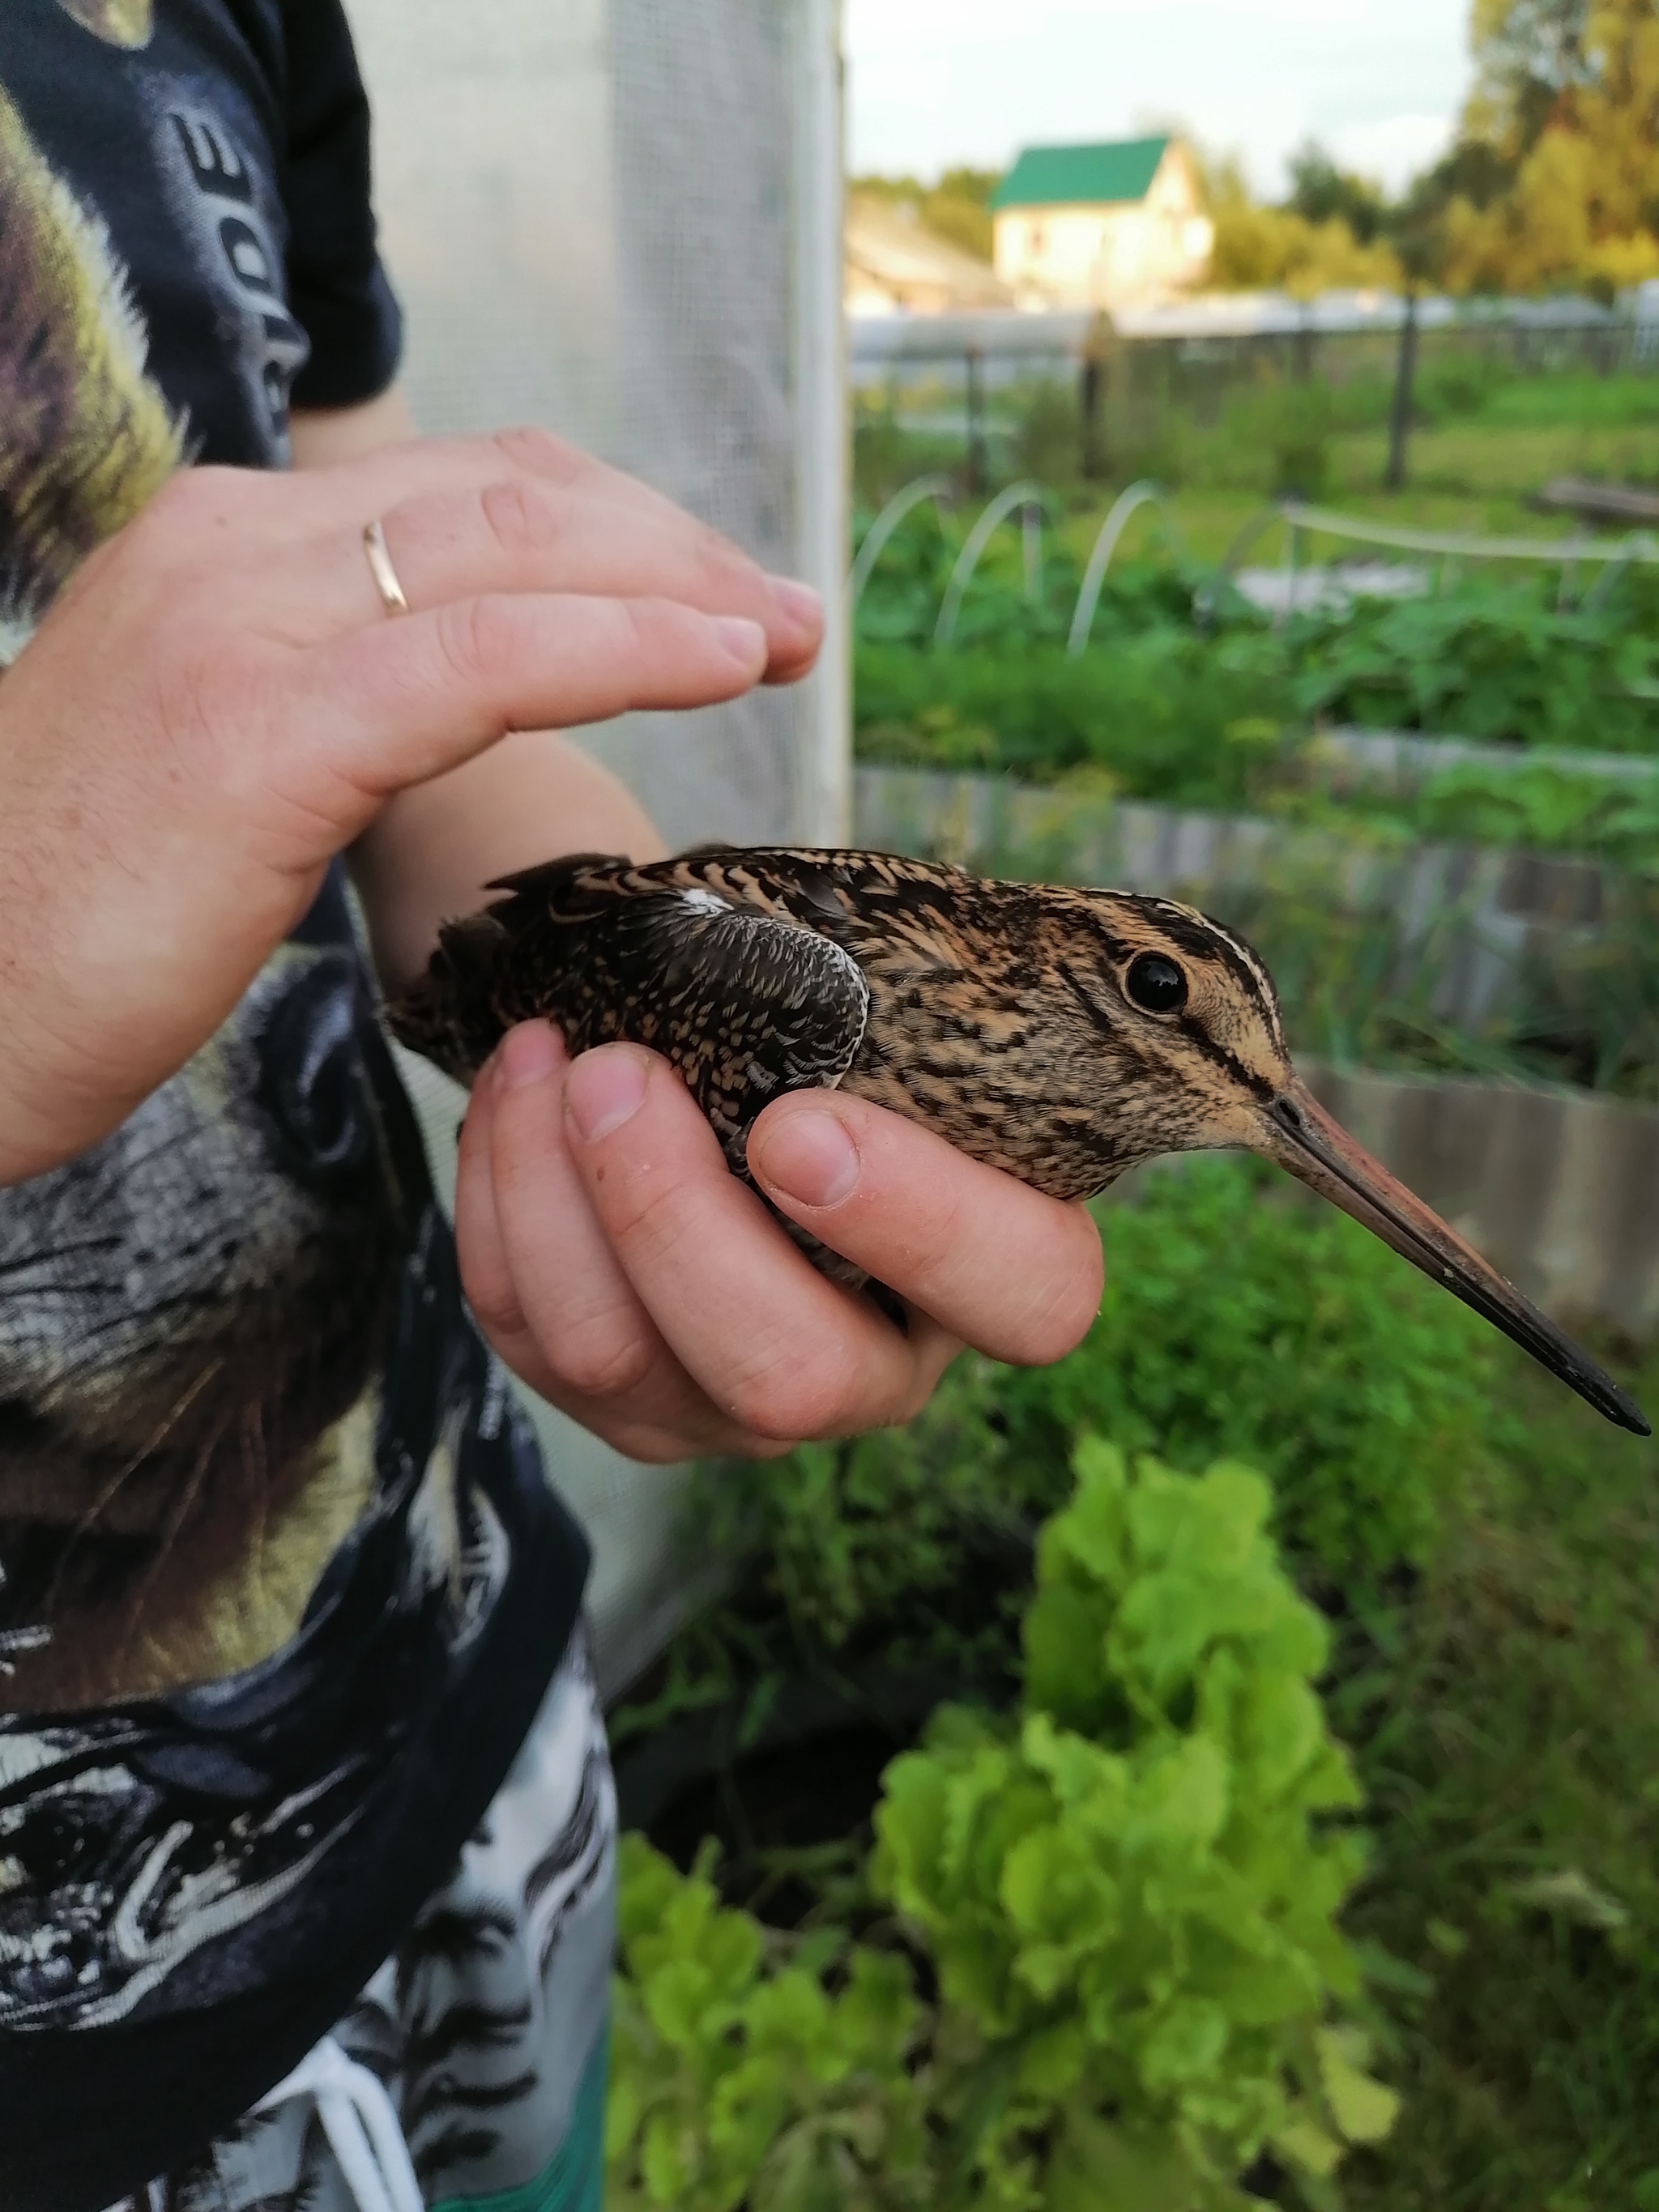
390, 846, 1648, 1436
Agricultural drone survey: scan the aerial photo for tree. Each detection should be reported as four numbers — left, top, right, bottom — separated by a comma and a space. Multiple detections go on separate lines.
1465, 0, 1592, 154
848, 167, 998, 263
1285, 141, 1389, 245
1424, 0, 1659, 294
1205, 154, 1402, 296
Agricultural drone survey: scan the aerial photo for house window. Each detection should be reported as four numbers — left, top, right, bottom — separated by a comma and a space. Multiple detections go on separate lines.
1029, 222, 1045, 258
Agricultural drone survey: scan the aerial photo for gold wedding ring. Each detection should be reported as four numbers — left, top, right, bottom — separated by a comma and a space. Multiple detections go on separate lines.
362, 518, 410, 616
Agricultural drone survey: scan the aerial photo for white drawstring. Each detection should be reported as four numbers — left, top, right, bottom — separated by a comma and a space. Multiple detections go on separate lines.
254, 2035, 424, 2212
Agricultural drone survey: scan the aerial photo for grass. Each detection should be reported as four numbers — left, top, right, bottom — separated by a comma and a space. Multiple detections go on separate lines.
1480, 373, 1659, 432
1339, 1332, 1659, 2212
1331, 423, 1659, 505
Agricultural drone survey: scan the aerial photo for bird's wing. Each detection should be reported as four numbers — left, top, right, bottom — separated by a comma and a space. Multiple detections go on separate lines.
479, 867, 872, 1161
582, 894, 871, 1158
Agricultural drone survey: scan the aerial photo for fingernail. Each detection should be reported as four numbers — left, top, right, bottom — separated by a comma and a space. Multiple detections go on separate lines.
768, 577, 822, 633
714, 615, 767, 668
500, 1021, 561, 1089
565, 1046, 648, 1143
751, 1109, 859, 1209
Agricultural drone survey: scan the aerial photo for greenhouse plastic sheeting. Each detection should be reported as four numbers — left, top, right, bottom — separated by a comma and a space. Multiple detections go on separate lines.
346, 0, 846, 1697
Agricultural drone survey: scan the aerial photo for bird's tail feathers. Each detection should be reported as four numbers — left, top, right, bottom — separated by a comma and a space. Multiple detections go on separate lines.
385, 913, 510, 1085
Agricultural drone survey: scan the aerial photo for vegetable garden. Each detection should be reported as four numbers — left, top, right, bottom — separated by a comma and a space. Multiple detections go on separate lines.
607, 1167, 1659, 2210
603, 401, 1659, 2209
854, 514, 1659, 1104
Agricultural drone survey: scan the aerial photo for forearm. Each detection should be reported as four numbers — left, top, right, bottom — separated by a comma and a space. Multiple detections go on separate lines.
348, 731, 665, 991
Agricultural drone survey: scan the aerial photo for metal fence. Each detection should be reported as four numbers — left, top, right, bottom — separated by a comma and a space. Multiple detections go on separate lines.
851, 290, 1659, 487
851, 291, 1659, 396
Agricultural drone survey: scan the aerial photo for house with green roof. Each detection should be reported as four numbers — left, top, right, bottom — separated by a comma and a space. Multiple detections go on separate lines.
990, 136, 1213, 309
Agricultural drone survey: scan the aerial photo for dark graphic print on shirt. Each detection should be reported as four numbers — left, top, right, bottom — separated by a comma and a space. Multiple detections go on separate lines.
0, 8, 587, 2206
150, 97, 309, 452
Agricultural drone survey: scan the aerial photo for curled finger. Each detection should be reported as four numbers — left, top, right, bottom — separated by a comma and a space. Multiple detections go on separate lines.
481, 1025, 785, 1457
746, 1092, 1103, 1367
561, 1045, 952, 1441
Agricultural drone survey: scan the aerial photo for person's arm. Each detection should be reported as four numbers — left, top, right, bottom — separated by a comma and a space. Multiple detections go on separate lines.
352, 730, 667, 986
0, 424, 803, 1184
287, 396, 1102, 1467
289, 386, 418, 468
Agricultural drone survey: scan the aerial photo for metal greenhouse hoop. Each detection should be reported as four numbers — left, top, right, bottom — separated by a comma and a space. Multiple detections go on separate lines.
934, 480, 1058, 646
1066, 479, 1181, 656
849, 474, 955, 614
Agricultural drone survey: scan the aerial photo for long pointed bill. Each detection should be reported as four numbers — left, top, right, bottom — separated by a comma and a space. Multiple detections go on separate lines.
1259, 1080, 1649, 1437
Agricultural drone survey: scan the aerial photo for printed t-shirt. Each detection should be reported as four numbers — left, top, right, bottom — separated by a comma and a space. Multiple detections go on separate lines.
0, 5, 600, 2205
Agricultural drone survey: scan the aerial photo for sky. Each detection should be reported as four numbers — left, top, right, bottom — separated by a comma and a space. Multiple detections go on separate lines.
844, 0, 1473, 202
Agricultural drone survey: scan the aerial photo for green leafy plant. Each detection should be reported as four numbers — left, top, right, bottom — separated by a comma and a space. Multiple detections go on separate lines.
1286, 575, 1659, 755
855, 628, 1301, 812
613, 1160, 1502, 1759
1000, 1162, 1497, 1588
852, 518, 1659, 785
608, 1357, 1021, 1751
1261, 756, 1659, 875
608, 1835, 928, 2210
1414, 758, 1659, 865
873, 1438, 1396, 2207
608, 1443, 1400, 2210
1200, 380, 1337, 500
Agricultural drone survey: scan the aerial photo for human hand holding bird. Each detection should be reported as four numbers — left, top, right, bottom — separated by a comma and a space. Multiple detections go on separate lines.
449, 1019, 1106, 1463
394, 845, 1648, 1443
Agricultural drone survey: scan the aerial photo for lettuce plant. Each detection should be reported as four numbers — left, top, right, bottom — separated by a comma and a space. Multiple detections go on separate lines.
608, 1439, 1397, 2210
608, 1835, 928, 2211
872, 1438, 1393, 2207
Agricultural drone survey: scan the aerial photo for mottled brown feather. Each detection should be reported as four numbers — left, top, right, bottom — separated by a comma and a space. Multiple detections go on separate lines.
388, 845, 1291, 1206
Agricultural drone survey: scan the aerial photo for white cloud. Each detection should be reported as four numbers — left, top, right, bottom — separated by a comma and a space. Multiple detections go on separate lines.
845, 0, 1470, 198
1328, 113, 1456, 194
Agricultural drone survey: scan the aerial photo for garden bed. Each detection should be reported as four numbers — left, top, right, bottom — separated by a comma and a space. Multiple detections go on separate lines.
605, 1156, 1659, 2210
852, 533, 1659, 878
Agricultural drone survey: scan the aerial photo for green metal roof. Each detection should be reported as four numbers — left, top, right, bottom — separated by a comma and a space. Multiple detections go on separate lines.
990, 137, 1170, 212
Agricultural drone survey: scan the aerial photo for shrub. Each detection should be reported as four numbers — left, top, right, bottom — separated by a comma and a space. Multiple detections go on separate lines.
855, 632, 1299, 810
1200, 381, 1336, 501
1410, 352, 1510, 427
1286, 573, 1659, 754
1000, 1161, 1497, 1587
1016, 382, 1085, 489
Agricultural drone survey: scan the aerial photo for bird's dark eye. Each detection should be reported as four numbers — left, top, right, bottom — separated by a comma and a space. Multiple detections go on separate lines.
1124, 952, 1188, 1014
